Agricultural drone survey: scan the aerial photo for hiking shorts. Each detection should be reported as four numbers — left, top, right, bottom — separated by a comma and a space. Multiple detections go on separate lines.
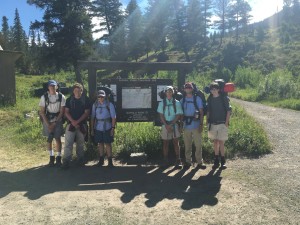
42, 121, 64, 139
94, 129, 114, 144
208, 124, 228, 141
161, 124, 181, 140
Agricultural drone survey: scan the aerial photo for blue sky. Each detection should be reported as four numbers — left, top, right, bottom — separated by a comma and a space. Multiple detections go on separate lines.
0, 0, 282, 36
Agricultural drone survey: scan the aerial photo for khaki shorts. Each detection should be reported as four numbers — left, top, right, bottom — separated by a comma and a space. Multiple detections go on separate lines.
208, 124, 228, 141
161, 124, 181, 140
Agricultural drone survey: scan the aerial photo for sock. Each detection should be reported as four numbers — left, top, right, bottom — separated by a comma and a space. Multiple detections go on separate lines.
57, 152, 61, 157
49, 150, 54, 156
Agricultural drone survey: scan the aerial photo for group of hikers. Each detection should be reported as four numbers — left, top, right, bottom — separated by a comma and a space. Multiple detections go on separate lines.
39, 79, 231, 170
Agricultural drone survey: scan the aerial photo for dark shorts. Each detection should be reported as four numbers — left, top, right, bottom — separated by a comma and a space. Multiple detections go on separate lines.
94, 129, 114, 144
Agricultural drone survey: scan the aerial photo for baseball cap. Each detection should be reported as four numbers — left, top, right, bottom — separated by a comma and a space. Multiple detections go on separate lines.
184, 82, 193, 89
48, 80, 57, 86
97, 90, 106, 97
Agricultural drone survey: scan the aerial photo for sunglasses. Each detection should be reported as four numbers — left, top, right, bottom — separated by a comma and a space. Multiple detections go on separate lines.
98, 96, 105, 99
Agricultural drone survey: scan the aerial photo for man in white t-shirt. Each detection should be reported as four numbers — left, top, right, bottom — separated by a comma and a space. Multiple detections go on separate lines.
39, 80, 66, 167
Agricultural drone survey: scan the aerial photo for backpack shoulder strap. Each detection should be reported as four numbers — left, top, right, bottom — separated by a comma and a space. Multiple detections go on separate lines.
172, 98, 176, 114
163, 98, 166, 113
43, 92, 49, 113
58, 92, 62, 102
193, 94, 199, 111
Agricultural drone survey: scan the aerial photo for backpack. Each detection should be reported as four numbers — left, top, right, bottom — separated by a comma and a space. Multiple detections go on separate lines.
93, 86, 116, 127
39, 91, 64, 123
206, 79, 234, 123
182, 82, 207, 116
159, 87, 182, 115
154, 86, 182, 126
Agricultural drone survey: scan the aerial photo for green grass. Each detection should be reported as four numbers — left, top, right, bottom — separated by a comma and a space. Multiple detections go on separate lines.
230, 88, 261, 102
261, 98, 300, 111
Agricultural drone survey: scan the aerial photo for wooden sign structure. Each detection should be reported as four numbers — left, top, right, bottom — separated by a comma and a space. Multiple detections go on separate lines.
76, 61, 193, 122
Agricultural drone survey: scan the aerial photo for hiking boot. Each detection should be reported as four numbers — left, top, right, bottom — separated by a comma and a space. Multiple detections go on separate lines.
55, 156, 62, 166
76, 157, 85, 167
108, 157, 114, 168
221, 157, 227, 169
61, 161, 70, 170
212, 157, 220, 169
174, 158, 182, 168
48, 156, 55, 167
183, 162, 191, 170
195, 162, 207, 170
97, 156, 104, 167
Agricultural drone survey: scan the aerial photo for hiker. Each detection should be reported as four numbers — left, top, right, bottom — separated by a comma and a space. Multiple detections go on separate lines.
181, 82, 206, 169
206, 82, 231, 169
157, 86, 183, 167
61, 83, 91, 169
39, 80, 66, 167
91, 90, 116, 167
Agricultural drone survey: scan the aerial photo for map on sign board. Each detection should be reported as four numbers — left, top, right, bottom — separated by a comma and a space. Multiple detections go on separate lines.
122, 87, 152, 109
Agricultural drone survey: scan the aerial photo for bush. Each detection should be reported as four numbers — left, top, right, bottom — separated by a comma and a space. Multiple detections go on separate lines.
234, 66, 263, 89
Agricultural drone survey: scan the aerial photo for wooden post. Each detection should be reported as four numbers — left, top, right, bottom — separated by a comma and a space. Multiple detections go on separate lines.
88, 66, 97, 100
177, 69, 186, 91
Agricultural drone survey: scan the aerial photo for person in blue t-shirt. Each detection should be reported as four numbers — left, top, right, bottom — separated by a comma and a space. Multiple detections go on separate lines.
157, 86, 183, 167
180, 82, 206, 169
91, 90, 116, 167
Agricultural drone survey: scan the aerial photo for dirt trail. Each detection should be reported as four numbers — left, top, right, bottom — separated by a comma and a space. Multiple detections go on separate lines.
0, 99, 299, 225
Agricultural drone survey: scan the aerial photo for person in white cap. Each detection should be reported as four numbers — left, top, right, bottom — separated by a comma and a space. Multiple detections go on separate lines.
39, 80, 66, 167
157, 86, 183, 167
91, 90, 116, 167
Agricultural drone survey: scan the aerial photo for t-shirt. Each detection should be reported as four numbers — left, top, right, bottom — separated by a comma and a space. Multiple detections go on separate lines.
66, 95, 90, 121
207, 95, 230, 124
39, 92, 66, 113
180, 96, 203, 130
157, 98, 183, 126
39, 92, 66, 122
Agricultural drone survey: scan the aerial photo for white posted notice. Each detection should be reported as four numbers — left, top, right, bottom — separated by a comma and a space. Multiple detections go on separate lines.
122, 87, 152, 109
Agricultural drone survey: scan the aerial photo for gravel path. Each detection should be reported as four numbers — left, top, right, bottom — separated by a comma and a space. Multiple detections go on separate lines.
230, 98, 300, 218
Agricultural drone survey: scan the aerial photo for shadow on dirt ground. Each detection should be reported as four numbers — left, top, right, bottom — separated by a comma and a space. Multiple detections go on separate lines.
0, 164, 222, 210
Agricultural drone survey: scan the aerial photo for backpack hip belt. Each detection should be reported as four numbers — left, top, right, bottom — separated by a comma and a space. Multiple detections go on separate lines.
46, 112, 59, 120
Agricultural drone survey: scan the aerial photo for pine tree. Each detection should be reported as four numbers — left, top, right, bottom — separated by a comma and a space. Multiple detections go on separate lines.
144, 0, 171, 54
126, 0, 144, 61
169, 0, 190, 61
11, 9, 27, 52
200, 0, 213, 42
186, 0, 203, 48
92, 0, 125, 58
28, 0, 94, 75
11, 9, 28, 73
1, 16, 11, 50
214, 0, 230, 47
228, 0, 252, 42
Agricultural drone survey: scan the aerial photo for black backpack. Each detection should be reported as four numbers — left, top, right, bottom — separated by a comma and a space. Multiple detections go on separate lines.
182, 82, 207, 115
